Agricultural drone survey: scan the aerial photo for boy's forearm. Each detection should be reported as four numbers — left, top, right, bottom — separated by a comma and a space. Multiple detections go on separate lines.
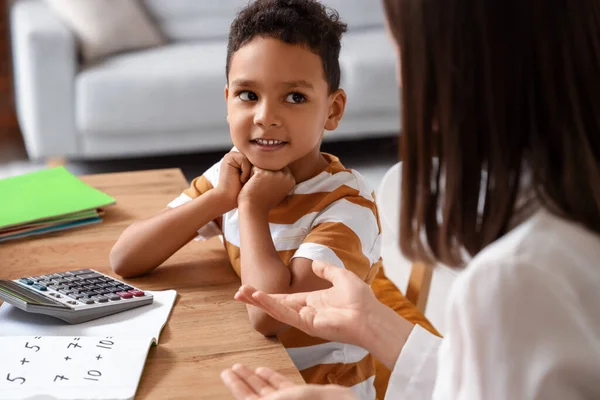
238, 203, 292, 335
110, 190, 230, 277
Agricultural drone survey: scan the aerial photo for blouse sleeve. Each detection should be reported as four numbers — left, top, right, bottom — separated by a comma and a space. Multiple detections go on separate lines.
387, 257, 600, 399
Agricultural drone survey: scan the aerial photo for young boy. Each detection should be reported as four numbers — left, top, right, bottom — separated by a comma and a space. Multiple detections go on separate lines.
110, 0, 381, 397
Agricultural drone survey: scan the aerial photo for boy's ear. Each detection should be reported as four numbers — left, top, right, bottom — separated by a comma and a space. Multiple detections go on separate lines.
325, 89, 347, 131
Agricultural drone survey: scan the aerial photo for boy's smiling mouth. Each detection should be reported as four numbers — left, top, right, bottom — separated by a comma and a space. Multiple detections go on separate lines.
251, 138, 288, 151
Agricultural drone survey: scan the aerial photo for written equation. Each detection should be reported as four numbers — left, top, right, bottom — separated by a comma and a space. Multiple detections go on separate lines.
0, 336, 154, 400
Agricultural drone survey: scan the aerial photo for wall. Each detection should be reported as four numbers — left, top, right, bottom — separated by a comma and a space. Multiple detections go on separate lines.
0, 0, 24, 157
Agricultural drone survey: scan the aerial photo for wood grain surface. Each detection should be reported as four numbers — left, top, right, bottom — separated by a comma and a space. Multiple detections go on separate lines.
0, 168, 304, 399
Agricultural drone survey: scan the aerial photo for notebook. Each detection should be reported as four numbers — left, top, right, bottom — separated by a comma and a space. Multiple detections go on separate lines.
0, 290, 177, 400
0, 167, 116, 231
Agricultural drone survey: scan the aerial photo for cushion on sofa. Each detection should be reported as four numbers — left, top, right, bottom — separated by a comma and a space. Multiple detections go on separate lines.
76, 42, 228, 135
46, 0, 166, 63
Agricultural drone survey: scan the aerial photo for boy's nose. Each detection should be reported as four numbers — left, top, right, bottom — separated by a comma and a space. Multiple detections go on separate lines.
253, 101, 281, 128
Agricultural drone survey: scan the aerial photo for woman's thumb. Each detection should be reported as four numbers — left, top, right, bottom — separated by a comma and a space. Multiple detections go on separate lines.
312, 260, 345, 284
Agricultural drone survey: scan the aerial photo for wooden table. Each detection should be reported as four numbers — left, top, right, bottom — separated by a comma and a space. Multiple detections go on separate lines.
0, 168, 303, 399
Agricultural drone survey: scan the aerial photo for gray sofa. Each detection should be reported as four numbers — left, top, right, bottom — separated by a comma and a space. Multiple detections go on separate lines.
11, 0, 400, 160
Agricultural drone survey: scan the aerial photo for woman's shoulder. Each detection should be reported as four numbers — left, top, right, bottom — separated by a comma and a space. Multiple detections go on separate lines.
471, 208, 600, 275
454, 209, 600, 312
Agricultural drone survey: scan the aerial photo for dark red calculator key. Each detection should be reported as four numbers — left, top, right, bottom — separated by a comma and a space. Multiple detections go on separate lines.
116, 291, 133, 299
128, 290, 145, 297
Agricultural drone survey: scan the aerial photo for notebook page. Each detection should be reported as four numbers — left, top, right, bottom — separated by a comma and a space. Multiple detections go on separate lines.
0, 290, 177, 343
0, 335, 154, 400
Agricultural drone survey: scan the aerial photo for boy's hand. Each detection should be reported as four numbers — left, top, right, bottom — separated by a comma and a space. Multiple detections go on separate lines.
238, 167, 295, 214
214, 151, 253, 210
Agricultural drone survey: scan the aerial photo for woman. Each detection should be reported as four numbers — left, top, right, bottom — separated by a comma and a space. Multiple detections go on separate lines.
221, 0, 600, 398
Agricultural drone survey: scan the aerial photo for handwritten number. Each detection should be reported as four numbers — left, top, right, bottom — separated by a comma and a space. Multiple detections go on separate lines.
24, 342, 40, 352
96, 339, 114, 350
84, 370, 101, 381
6, 373, 26, 385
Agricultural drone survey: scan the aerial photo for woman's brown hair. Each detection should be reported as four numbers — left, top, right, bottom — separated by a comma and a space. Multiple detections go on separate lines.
383, 0, 600, 266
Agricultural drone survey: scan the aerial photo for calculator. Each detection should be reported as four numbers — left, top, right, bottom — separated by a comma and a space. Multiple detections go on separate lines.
0, 269, 153, 324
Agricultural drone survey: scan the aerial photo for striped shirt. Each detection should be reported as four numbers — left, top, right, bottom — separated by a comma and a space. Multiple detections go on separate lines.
168, 153, 381, 399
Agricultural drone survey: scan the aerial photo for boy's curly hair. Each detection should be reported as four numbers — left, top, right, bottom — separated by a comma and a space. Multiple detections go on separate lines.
226, 0, 347, 93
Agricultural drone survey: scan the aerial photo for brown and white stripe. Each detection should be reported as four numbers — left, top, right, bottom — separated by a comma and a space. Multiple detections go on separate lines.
168, 153, 381, 399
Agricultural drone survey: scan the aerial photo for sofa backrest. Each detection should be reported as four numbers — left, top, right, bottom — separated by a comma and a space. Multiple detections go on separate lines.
143, 0, 386, 42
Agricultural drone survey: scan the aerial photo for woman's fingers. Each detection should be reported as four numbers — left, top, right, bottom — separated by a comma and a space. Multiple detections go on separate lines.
312, 260, 351, 286
251, 291, 308, 328
255, 367, 297, 390
220, 368, 260, 400
231, 364, 277, 396
234, 289, 255, 306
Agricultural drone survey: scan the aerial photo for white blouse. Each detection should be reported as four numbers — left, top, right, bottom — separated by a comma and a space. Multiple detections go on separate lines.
386, 209, 600, 399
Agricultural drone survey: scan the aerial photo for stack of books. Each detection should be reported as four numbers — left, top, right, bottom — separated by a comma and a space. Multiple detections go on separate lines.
0, 167, 115, 242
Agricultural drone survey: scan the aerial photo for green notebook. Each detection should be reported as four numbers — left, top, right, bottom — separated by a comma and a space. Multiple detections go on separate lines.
0, 167, 116, 230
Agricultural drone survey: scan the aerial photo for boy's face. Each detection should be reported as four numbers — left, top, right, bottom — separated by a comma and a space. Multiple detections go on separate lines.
225, 37, 345, 171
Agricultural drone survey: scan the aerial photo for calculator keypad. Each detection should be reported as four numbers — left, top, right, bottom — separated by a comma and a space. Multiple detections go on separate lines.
22, 269, 147, 306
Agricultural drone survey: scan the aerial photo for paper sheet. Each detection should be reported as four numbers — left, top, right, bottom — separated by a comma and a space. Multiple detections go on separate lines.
0, 290, 177, 342
0, 290, 177, 399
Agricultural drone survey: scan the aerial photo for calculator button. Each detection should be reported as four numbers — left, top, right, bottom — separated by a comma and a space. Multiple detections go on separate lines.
78, 273, 102, 279
82, 299, 95, 304
19, 278, 34, 285
108, 295, 121, 301
116, 291, 133, 299
66, 300, 78, 305
67, 293, 80, 299
128, 290, 145, 297
118, 285, 133, 291
95, 296, 109, 303
58, 289, 70, 294
32, 283, 47, 291
70, 269, 94, 275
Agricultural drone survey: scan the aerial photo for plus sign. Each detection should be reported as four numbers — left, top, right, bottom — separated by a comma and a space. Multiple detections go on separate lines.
64, 356, 72, 361
20, 358, 29, 365
96, 354, 103, 360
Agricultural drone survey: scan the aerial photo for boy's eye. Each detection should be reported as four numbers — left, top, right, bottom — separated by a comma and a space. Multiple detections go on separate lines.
239, 91, 258, 101
285, 92, 306, 104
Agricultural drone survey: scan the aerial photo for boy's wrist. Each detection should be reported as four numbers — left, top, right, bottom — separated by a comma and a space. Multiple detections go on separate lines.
238, 198, 270, 217
200, 190, 237, 216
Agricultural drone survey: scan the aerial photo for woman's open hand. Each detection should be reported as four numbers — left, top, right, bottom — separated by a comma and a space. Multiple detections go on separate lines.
221, 364, 357, 400
234, 260, 380, 348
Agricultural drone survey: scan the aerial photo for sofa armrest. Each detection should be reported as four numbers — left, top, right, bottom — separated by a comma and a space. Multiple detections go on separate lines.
11, 0, 78, 159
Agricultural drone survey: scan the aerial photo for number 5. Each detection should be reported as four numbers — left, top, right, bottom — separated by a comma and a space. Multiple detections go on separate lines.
24, 342, 40, 352
6, 373, 26, 384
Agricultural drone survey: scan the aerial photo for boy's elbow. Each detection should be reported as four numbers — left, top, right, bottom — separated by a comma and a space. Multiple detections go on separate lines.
109, 246, 137, 278
249, 314, 285, 337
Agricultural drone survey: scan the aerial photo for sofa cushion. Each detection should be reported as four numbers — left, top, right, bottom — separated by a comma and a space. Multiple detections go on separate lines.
142, 0, 386, 42
46, 0, 166, 63
76, 42, 228, 136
